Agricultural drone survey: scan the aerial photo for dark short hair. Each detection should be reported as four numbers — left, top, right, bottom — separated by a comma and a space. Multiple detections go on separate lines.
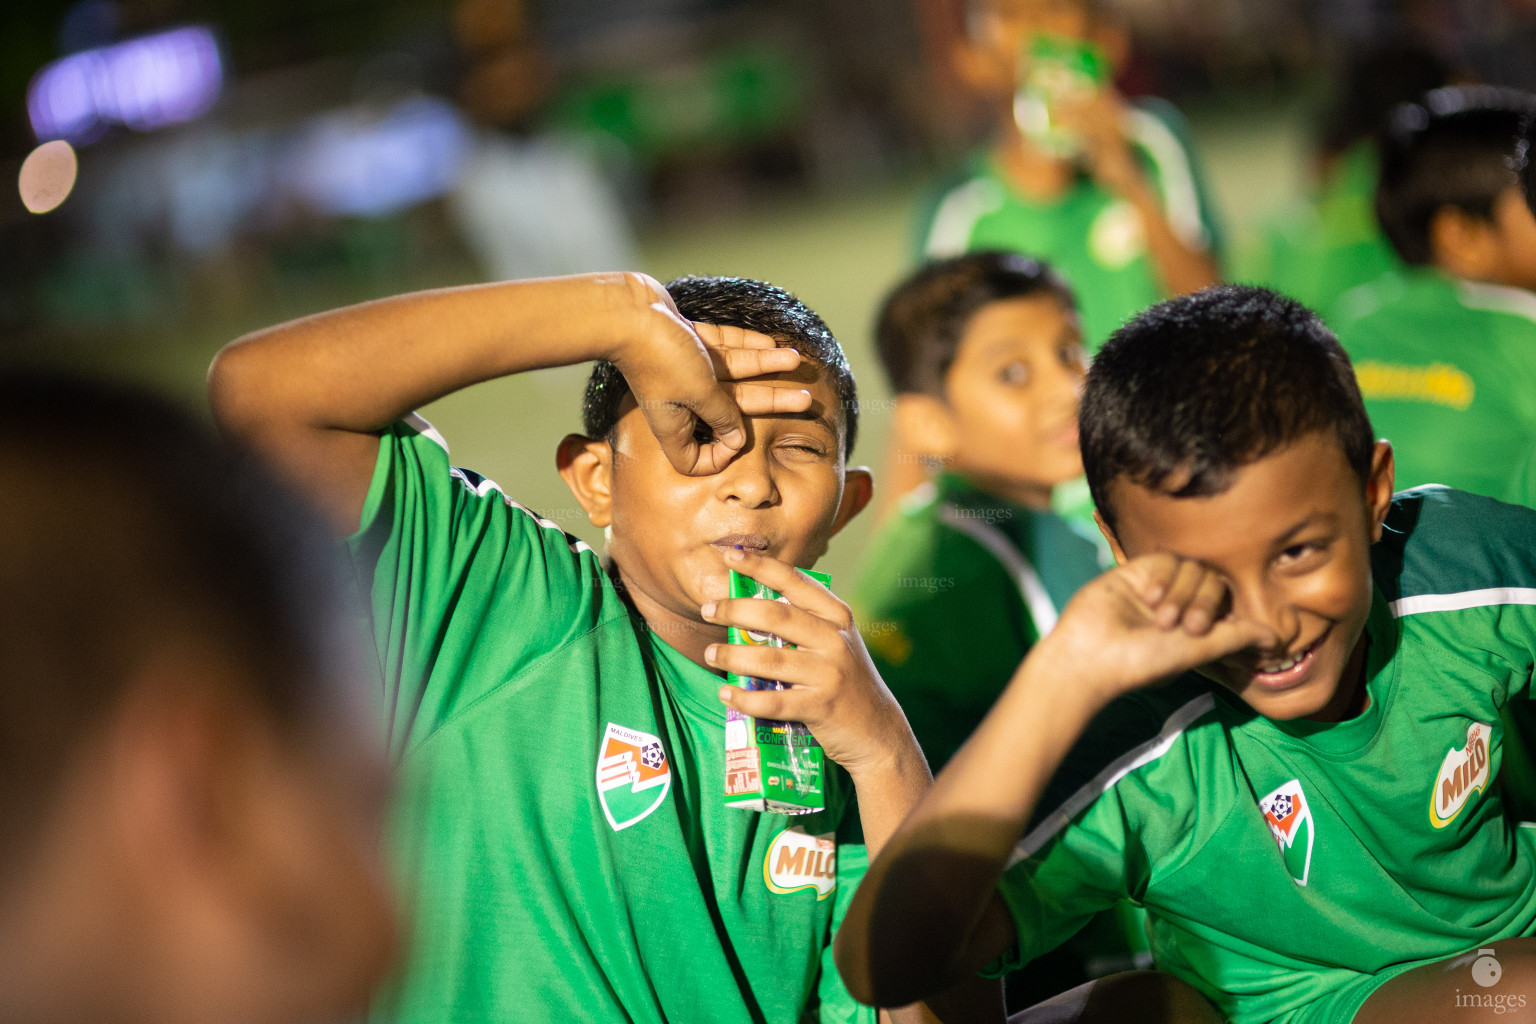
874, 251, 1076, 398
1081, 285, 1375, 531
582, 275, 858, 457
1377, 85, 1536, 265
0, 371, 354, 876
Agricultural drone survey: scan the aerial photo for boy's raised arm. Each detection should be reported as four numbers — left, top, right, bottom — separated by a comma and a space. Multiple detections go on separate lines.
834, 553, 1277, 1008
208, 272, 793, 529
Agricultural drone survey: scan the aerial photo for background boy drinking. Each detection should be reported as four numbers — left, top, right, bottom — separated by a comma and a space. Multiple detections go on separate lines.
209, 272, 996, 1023
920, 0, 1221, 348
837, 285, 1536, 1024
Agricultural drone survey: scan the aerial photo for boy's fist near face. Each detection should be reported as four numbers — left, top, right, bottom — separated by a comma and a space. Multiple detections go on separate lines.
609, 273, 812, 476
1032, 552, 1279, 711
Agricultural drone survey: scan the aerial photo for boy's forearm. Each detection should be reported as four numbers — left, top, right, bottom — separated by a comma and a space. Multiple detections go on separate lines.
209, 273, 647, 441
208, 272, 654, 528
846, 728, 931, 860
836, 650, 1105, 1007
1120, 182, 1219, 296
848, 738, 1007, 1024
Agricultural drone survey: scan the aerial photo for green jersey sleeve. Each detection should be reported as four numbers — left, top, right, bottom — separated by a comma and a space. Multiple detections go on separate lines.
990, 686, 1209, 974
1374, 487, 1536, 704
345, 415, 614, 756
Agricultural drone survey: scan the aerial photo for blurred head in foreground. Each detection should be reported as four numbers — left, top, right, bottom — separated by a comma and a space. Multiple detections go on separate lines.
0, 372, 398, 1024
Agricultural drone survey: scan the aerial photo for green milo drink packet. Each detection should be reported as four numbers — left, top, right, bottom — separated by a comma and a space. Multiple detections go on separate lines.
723, 568, 829, 814
1013, 33, 1110, 157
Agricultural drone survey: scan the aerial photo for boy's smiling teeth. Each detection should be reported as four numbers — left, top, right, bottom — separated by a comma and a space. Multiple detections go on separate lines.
1260, 651, 1306, 674
1257, 636, 1320, 675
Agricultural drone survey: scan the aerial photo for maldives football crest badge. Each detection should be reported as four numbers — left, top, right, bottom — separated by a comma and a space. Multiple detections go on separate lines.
596, 723, 671, 831
1259, 779, 1314, 887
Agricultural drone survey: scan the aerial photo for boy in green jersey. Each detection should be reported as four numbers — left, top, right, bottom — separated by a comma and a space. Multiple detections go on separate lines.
1332, 86, 1536, 502
857, 252, 1096, 772
209, 273, 998, 1023
854, 252, 1146, 1007
919, 0, 1220, 348
839, 285, 1536, 1024
0, 373, 399, 1024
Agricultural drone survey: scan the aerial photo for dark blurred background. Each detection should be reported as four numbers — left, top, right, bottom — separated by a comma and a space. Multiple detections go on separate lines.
3, 0, 1533, 581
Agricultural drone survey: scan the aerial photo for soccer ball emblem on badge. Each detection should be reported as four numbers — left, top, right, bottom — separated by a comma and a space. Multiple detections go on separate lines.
640, 741, 665, 770
1471, 948, 1502, 988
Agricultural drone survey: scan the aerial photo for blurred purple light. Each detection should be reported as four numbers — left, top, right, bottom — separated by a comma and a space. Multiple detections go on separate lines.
28, 26, 222, 144
285, 97, 471, 218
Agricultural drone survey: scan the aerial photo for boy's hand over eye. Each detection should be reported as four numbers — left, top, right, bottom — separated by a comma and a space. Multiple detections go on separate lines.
1035, 553, 1278, 708
612, 273, 811, 476
701, 547, 919, 781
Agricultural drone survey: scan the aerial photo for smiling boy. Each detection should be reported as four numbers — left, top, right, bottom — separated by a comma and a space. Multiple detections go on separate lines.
837, 285, 1536, 1024
209, 273, 968, 1023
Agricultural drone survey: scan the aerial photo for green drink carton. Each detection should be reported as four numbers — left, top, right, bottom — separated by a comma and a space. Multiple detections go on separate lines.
1013, 33, 1110, 157
723, 568, 829, 814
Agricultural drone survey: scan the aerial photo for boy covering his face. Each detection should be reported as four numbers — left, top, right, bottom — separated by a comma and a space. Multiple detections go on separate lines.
839, 285, 1536, 1024
210, 273, 997, 1022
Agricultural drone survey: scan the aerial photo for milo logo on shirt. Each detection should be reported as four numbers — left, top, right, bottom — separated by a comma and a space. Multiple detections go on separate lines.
1430, 721, 1492, 829
1259, 779, 1314, 887
596, 723, 671, 831
763, 827, 836, 900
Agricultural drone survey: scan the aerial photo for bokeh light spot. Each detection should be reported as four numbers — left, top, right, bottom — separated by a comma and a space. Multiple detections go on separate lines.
19, 140, 79, 214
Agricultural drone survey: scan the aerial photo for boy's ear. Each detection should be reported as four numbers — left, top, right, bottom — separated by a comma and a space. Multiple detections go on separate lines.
556, 434, 614, 529
1429, 206, 1500, 281
830, 466, 875, 538
1365, 440, 1396, 543
894, 394, 960, 462
1093, 509, 1130, 566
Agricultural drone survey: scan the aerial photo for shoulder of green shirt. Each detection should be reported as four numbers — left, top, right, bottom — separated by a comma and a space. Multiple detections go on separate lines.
1014, 673, 1218, 862
1372, 486, 1536, 699
347, 416, 626, 752
854, 480, 1044, 619
1373, 485, 1536, 609
915, 155, 1009, 260
1123, 96, 1224, 258
1334, 269, 1536, 332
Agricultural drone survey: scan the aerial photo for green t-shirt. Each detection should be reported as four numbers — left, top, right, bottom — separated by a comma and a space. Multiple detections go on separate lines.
852, 474, 1150, 995
853, 473, 1104, 771
1239, 143, 1401, 319
348, 418, 866, 1023
1332, 269, 1536, 502
918, 100, 1222, 348
993, 486, 1536, 1024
